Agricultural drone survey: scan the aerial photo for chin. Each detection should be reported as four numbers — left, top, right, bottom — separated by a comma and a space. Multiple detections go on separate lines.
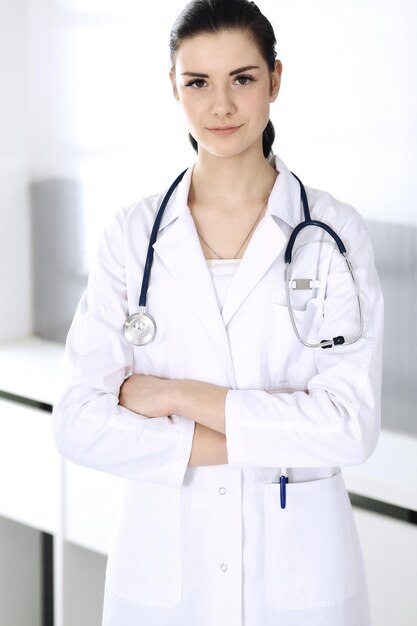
199, 140, 262, 160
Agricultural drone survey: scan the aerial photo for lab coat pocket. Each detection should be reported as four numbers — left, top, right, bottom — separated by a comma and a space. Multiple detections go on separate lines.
105, 482, 183, 608
263, 470, 358, 610
261, 298, 322, 388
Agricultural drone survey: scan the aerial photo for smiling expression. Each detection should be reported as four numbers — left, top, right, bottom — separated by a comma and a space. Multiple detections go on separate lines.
170, 30, 282, 159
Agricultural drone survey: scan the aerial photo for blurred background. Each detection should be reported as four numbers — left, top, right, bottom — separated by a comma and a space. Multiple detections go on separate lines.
0, 0, 416, 625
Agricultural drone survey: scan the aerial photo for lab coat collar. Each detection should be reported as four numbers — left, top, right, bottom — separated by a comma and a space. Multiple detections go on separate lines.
158, 164, 195, 231
157, 154, 302, 232
218, 157, 303, 327
266, 155, 303, 228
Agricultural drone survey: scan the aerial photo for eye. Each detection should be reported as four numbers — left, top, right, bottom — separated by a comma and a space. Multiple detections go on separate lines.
234, 74, 255, 86
185, 78, 207, 89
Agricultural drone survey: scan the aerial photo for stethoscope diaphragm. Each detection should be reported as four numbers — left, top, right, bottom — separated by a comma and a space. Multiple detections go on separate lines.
123, 311, 156, 346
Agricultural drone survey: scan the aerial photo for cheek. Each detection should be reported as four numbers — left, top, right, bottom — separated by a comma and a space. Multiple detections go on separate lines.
179, 95, 202, 127
241, 89, 270, 118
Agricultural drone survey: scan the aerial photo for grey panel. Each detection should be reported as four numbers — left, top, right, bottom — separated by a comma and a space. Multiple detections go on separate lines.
366, 220, 417, 436
30, 179, 88, 343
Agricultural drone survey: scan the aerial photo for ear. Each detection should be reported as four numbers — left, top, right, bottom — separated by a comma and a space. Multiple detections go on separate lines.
269, 60, 282, 103
169, 68, 179, 102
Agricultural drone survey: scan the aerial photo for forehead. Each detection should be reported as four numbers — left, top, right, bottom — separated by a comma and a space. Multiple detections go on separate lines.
174, 30, 265, 72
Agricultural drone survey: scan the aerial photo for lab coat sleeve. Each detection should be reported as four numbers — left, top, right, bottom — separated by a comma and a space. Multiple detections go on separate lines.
225, 209, 384, 468
52, 210, 195, 488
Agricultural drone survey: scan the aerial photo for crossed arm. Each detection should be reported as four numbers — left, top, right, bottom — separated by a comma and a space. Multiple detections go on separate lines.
119, 374, 229, 466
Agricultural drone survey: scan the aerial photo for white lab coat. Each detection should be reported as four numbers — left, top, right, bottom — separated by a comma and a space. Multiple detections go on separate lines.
52, 155, 383, 626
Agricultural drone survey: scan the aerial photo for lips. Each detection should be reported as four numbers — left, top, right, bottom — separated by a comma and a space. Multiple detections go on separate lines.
207, 124, 243, 135
208, 125, 241, 130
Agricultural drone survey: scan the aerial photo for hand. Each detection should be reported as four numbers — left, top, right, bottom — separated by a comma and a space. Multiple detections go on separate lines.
119, 374, 176, 418
119, 375, 228, 434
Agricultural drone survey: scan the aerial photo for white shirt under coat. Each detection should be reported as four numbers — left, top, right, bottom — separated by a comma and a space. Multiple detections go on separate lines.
52, 155, 384, 626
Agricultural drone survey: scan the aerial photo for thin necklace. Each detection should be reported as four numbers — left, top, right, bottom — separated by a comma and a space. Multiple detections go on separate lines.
194, 185, 274, 259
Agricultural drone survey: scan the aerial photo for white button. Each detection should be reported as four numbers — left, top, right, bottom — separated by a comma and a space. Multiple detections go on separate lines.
220, 563, 228, 572
218, 487, 226, 495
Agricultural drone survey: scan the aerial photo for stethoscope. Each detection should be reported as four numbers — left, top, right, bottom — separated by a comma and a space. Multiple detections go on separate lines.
123, 168, 363, 351
122, 169, 364, 508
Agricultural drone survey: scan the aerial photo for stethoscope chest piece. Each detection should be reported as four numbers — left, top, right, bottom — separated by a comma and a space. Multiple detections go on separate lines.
123, 310, 156, 346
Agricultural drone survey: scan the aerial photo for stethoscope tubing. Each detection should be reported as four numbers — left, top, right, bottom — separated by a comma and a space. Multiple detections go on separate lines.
284, 258, 364, 349
128, 167, 363, 351
284, 219, 347, 263
139, 169, 188, 308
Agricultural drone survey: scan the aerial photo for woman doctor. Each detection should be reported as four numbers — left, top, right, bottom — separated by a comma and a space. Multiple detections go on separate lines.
52, 1, 384, 624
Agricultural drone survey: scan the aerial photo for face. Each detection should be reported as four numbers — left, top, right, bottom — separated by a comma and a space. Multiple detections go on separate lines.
170, 29, 282, 159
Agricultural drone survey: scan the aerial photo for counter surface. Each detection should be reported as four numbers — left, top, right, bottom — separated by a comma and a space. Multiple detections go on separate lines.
1, 335, 416, 513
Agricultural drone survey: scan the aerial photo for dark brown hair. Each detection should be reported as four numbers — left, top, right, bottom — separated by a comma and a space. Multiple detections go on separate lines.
169, 0, 277, 157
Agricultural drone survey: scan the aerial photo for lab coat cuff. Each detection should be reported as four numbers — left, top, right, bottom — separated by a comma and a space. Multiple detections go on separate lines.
224, 390, 246, 467
138, 413, 196, 489
172, 416, 196, 487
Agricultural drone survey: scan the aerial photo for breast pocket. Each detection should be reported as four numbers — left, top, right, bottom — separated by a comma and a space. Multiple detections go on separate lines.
263, 470, 358, 611
261, 298, 323, 389
105, 482, 183, 608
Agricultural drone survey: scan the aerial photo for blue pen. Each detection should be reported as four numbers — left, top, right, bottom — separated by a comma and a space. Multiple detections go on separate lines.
280, 468, 288, 509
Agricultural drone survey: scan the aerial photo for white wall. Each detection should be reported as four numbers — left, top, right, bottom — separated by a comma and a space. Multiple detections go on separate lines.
0, 0, 31, 341
268, 0, 417, 226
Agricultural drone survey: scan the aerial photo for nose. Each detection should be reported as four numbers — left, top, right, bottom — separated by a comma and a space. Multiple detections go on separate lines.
210, 85, 237, 118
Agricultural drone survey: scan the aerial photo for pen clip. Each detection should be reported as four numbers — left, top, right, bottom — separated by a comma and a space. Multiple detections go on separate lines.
280, 474, 289, 509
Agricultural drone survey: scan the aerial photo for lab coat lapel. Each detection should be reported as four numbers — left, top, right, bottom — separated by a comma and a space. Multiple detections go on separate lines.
221, 158, 301, 327
221, 214, 287, 326
153, 208, 237, 388
151, 156, 300, 383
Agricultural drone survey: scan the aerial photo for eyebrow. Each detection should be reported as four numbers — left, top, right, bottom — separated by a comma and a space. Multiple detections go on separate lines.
180, 65, 260, 78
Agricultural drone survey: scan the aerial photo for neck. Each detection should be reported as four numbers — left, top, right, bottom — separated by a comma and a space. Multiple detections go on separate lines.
189, 145, 277, 210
